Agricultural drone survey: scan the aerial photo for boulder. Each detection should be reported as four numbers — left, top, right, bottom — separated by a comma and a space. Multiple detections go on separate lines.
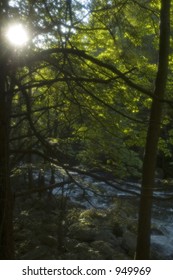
91, 240, 117, 259
95, 229, 120, 247
68, 223, 96, 242
73, 242, 102, 259
21, 245, 56, 260
38, 235, 58, 247
112, 222, 124, 237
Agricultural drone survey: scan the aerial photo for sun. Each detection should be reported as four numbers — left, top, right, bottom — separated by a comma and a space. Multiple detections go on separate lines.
6, 24, 28, 46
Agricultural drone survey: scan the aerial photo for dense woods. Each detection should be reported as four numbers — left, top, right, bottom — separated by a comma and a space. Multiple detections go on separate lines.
0, 0, 173, 260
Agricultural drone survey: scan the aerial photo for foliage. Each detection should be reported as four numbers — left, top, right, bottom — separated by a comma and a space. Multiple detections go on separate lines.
6, 0, 173, 179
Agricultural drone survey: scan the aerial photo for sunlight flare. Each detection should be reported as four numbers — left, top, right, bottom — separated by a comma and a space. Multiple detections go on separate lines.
6, 24, 28, 46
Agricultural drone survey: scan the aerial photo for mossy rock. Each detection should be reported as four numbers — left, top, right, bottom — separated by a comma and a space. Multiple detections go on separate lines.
20, 245, 56, 260
95, 229, 119, 247
73, 242, 102, 259
121, 230, 136, 257
38, 235, 58, 247
64, 238, 79, 251
68, 223, 96, 242
41, 223, 58, 233
112, 222, 124, 237
91, 240, 116, 259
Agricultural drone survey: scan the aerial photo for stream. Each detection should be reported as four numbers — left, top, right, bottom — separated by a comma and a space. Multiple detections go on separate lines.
24, 166, 173, 259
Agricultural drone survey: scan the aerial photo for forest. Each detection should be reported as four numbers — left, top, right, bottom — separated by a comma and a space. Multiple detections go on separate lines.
0, 0, 173, 260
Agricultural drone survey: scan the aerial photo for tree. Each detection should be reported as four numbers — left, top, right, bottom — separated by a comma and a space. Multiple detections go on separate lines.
0, 0, 14, 259
136, 0, 170, 259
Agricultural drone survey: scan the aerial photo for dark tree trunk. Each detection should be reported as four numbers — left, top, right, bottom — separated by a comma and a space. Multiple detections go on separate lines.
136, 0, 170, 260
0, 2, 15, 259
0, 64, 14, 259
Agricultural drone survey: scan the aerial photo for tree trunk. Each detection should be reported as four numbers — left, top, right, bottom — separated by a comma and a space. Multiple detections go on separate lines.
0, 2, 15, 259
0, 64, 14, 259
136, 0, 170, 260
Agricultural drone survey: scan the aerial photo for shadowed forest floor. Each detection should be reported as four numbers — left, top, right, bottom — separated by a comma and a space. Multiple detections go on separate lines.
14, 190, 173, 260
